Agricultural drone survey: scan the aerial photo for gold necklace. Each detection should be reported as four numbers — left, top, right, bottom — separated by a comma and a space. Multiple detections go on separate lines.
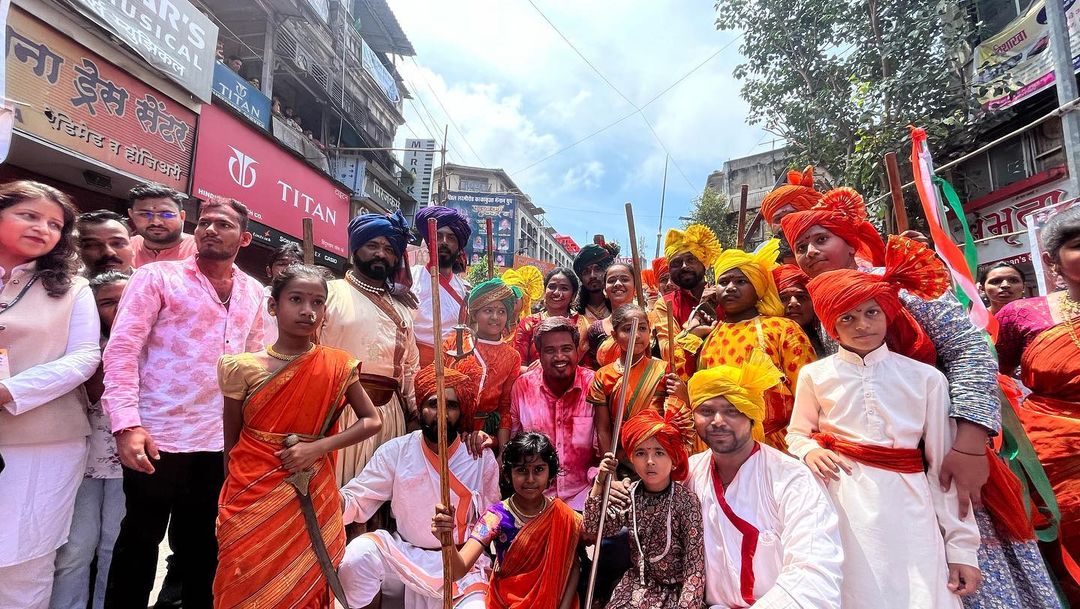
1061, 292, 1080, 320
507, 495, 547, 521
267, 343, 314, 362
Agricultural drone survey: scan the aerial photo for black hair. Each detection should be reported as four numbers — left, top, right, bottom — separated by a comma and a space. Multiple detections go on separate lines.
544, 266, 579, 309
270, 242, 304, 267
77, 209, 129, 231
1041, 206, 1080, 262
610, 302, 648, 331
201, 196, 251, 232
0, 180, 79, 297
501, 431, 560, 484
88, 270, 130, 294
269, 264, 330, 301
533, 315, 581, 350
128, 183, 186, 211
977, 262, 1024, 287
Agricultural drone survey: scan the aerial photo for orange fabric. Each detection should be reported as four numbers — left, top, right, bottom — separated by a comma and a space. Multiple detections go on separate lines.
773, 264, 810, 293
806, 235, 950, 366
418, 342, 436, 368
214, 347, 356, 609
651, 257, 669, 280
760, 166, 820, 225
812, 432, 924, 473
489, 499, 582, 609
414, 363, 480, 424
620, 408, 695, 481
982, 447, 1037, 542
779, 187, 886, 267
596, 336, 620, 368
420, 439, 474, 544
443, 333, 522, 431
587, 356, 669, 422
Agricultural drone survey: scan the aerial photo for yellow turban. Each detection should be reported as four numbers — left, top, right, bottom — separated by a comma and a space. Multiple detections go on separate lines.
687, 350, 783, 442
502, 266, 544, 314
712, 239, 784, 317
664, 224, 721, 268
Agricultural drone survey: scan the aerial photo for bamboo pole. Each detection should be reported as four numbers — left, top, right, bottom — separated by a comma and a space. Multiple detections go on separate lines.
624, 203, 647, 307
302, 218, 315, 265
486, 217, 495, 279
884, 152, 910, 234
736, 184, 749, 249
427, 218, 453, 609
664, 304, 676, 372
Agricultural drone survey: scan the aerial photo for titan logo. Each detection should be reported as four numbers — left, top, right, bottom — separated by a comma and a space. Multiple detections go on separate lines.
228, 146, 258, 189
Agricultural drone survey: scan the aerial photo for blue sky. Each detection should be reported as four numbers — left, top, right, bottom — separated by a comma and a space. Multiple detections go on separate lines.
388, 0, 771, 257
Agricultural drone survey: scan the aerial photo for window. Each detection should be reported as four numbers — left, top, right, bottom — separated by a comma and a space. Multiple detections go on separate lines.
460, 177, 490, 192
952, 117, 1064, 201
975, 0, 1034, 39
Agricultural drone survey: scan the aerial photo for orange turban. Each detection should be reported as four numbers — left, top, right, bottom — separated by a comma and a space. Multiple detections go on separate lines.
806, 236, 949, 365
773, 264, 811, 293
761, 166, 821, 225
414, 364, 480, 429
651, 257, 669, 279
778, 187, 886, 268
642, 268, 658, 292
620, 408, 695, 482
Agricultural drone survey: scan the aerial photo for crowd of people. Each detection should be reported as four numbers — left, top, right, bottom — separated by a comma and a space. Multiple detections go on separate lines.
0, 169, 1076, 609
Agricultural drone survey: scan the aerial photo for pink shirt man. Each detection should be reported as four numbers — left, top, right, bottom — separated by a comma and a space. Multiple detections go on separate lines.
102, 256, 265, 453
509, 365, 597, 510
131, 233, 199, 268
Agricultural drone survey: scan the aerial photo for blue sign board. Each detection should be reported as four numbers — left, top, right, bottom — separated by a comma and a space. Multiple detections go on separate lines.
212, 62, 272, 130
361, 40, 401, 104
446, 191, 517, 269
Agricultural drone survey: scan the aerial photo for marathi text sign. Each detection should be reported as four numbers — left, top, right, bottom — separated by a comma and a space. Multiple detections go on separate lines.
446, 191, 517, 269
212, 62, 270, 129
192, 104, 350, 256
6, 8, 195, 191
949, 182, 1067, 266
973, 0, 1080, 111
68, 0, 217, 101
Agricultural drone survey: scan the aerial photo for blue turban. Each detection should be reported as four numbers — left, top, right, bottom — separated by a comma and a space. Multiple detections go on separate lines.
415, 206, 471, 247
347, 210, 411, 258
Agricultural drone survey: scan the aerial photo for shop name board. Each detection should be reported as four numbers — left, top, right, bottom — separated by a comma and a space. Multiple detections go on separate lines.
69, 0, 218, 101
950, 182, 1068, 267
365, 174, 401, 211
212, 62, 270, 129
192, 104, 350, 256
248, 220, 343, 270
5, 9, 195, 190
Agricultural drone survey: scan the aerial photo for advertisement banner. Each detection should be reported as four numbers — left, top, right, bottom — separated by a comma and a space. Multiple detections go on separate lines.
361, 39, 400, 104
6, 8, 195, 191
513, 253, 554, 275
949, 181, 1068, 267
192, 104, 350, 256
972, 0, 1080, 111
212, 62, 271, 130
248, 219, 344, 270
446, 191, 517, 269
67, 0, 217, 101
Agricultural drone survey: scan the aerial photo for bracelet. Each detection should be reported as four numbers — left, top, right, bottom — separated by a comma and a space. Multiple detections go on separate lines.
951, 446, 985, 457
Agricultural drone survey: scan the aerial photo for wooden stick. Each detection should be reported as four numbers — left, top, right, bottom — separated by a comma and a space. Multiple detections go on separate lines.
743, 211, 763, 247
486, 217, 495, 279
302, 218, 315, 265
624, 202, 647, 307
584, 316, 640, 609
427, 218, 453, 609
885, 152, 910, 234
736, 184, 749, 249
664, 303, 676, 372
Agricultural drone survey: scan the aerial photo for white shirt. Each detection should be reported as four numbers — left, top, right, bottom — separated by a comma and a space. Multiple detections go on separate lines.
340, 431, 500, 549
685, 445, 844, 609
260, 284, 277, 346
410, 265, 466, 347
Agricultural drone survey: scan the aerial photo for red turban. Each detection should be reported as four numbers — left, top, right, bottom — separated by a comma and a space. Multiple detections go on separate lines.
651, 257, 669, 279
760, 166, 821, 225
779, 187, 886, 268
773, 264, 811, 293
806, 236, 950, 365
619, 408, 695, 482
414, 364, 480, 429
641, 268, 658, 292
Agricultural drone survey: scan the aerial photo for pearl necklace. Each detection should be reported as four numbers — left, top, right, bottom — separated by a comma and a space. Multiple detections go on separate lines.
267, 343, 314, 362
346, 271, 386, 294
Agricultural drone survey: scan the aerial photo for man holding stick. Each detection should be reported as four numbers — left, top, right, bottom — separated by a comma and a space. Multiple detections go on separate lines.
412, 206, 471, 367
653, 224, 721, 381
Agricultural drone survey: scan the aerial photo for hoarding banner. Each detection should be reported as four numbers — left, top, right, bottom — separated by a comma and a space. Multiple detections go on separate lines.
446, 191, 517, 269
212, 62, 271, 129
6, 8, 196, 190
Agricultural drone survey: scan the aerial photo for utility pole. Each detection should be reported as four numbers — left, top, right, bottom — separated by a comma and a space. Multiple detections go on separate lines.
437, 125, 448, 206
1045, 0, 1080, 196
654, 154, 668, 259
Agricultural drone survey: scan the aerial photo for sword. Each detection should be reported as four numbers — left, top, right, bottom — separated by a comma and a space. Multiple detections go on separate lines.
283, 434, 351, 607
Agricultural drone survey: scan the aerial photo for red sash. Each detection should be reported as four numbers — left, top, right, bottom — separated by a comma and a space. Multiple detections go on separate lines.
436, 269, 468, 324
812, 432, 923, 473
710, 445, 760, 606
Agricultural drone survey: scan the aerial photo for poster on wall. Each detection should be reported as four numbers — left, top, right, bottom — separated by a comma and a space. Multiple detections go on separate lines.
1027, 197, 1080, 293
446, 191, 517, 269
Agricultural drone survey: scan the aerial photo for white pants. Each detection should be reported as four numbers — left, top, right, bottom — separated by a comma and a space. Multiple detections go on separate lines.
339, 532, 487, 609
50, 477, 125, 609
0, 552, 57, 609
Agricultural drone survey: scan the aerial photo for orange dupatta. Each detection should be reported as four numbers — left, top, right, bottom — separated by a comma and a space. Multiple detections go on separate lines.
214, 346, 358, 609
488, 499, 582, 609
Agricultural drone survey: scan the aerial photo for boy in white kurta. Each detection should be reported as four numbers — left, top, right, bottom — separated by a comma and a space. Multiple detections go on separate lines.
789, 236, 982, 608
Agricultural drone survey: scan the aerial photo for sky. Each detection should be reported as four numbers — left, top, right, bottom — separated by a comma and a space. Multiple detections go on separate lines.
387, 0, 771, 257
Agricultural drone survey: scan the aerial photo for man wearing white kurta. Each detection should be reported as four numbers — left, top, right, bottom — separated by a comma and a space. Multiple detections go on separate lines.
338, 368, 500, 609
685, 353, 844, 609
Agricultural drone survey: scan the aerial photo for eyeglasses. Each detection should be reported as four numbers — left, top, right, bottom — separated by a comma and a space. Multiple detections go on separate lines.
133, 211, 179, 221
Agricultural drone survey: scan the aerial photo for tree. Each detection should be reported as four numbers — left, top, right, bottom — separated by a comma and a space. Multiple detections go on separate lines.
465, 255, 491, 286
684, 188, 739, 249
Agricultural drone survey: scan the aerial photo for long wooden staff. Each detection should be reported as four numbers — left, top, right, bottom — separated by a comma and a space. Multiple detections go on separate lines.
583, 316, 640, 609
427, 218, 453, 609
624, 202, 647, 307
664, 304, 676, 372
486, 217, 495, 279
885, 152, 910, 233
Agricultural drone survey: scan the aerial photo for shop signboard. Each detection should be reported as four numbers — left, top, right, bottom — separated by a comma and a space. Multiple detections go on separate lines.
248, 219, 344, 271
68, 0, 217, 101
554, 233, 580, 255
192, 104, 350, 256
513, 253, 554, 274
949, 180, 1069, 268
212, 62, 271, 129
446, 191, 517, 269
6, 9, 196, 191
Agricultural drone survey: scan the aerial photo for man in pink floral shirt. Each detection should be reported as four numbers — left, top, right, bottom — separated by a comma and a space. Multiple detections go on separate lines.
101, 198, 266, 609
509, 316, 597, 511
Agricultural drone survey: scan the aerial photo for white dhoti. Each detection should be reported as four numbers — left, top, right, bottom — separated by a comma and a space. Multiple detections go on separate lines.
340, 530, 489, 609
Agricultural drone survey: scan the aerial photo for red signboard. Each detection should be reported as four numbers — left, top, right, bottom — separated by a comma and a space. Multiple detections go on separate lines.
6, 8, 196, 191
554, 233, 580, 255
192, 104, 350, 256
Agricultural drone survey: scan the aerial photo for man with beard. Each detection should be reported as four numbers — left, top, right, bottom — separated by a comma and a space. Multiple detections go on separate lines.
571, 241, 619, 323
322, 211, 420, 484
412, 206, 471, 367
77, 210, 134, 276
126, 183, 197, 267
338, 365, 499, 609
102, 198, 266, 608
653, 224, 721, 380
684, 352, 843, 608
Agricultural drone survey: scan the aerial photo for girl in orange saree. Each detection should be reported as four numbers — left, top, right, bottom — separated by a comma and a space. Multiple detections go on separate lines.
214, 266, 382, 609
433, 432, 583, 609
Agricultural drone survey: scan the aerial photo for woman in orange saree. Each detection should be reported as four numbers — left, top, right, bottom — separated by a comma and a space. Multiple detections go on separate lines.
214, 266, 382, 609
